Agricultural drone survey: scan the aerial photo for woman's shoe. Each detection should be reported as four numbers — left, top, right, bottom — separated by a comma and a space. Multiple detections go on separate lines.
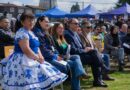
79, 74, 91, 80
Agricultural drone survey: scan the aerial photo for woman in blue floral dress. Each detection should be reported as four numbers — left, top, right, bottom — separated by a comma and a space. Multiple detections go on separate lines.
1, 13, 67, 90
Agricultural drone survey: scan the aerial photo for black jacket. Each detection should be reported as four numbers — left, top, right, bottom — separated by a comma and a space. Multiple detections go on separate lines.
122, 34, 130, 54
64, 29, 86, 55
0, 28, 14, 58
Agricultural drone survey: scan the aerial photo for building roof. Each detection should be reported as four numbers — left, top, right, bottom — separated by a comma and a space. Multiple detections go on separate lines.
0, 3, 45, 10
0, 3, 18, 7
26, 5, 45, 10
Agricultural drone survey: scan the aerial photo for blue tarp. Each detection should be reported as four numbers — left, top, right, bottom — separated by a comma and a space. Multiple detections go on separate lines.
66, 4, 99, 18
100, 3, 130, 17
36, 7, 68, 18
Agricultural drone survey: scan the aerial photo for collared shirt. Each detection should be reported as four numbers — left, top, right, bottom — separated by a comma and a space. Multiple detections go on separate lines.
73, 32, 82, 48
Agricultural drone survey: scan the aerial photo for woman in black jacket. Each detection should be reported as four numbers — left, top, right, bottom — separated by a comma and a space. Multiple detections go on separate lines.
104, 26, 125, 71
122, 26, 130, 61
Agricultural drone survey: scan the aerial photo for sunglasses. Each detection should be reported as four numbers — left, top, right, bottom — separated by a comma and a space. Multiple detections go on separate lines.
87, 26, 92, 29
83, 26, 92, 29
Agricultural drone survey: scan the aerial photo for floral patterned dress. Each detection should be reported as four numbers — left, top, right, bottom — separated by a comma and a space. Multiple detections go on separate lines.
2, 28, 67, 90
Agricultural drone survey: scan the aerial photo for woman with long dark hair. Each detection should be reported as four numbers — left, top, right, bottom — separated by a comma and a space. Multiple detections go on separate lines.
104, 26, 125, 71
122, 26, 130, 61
1, 13, 67, 90
51, 23, 68, 56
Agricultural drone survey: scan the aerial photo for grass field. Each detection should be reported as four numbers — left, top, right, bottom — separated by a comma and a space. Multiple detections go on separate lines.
62, 63, 130, 90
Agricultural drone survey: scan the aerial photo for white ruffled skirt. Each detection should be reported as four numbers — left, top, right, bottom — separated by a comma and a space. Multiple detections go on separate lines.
1, 53, 67, 90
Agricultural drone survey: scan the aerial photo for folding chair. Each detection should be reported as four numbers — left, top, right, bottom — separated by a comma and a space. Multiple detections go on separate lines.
4, 46, 14, 58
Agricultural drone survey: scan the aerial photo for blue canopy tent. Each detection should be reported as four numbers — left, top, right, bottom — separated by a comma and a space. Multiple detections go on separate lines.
66, 4, 99, 18
100, 3, 130, 18
36, 7, 68, 18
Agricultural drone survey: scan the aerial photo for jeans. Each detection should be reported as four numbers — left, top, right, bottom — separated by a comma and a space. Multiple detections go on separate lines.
111, 48, 124, 65
79, 50, 103, 83
48, 55, 86, 90
102, 54, 110, 71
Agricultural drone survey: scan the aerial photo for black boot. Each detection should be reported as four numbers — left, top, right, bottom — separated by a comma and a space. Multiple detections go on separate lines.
93, 80, 108, 87
118, 60, 125, 71
119, 65, 124, 71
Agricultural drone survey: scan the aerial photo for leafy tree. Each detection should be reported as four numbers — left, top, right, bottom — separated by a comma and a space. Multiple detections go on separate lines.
116, 0, 130, 8
70, 2, 80, 13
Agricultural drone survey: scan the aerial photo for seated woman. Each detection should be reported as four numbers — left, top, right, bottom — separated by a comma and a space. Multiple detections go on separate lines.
1, 13, 67, 90
51, 22, 91, 76
33, 16, 89, 90
51, 22, 73, 59
122, 26, 130, 61
104, 26, 125, 71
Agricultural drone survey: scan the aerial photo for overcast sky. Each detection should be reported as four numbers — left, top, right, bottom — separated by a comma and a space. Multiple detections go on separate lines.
0, 0, 118, 12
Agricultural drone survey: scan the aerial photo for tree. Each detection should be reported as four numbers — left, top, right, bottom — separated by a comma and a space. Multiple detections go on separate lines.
70, 5, 75, 13
116, 0, 130, 8
75, 2, 80, 11
70, 2, 80, 13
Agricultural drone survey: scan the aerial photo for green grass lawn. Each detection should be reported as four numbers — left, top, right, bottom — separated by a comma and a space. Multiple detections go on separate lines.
81, 71, 130, 90
62, 65, 130, 90
0, 69, 130, 90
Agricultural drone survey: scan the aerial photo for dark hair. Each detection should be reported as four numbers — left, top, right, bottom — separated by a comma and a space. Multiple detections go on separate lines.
94, 25, 100, 30
81, 20, 89, 26
15, 12, 34, 32
34, 16, 47, 29
0, 16, 7, 22
81, 21, 92, 28
52, 22, 67, 45
110, 26, 118, 35
128, 26, 130, 33
128, 25, 130, 29
52, 22, 61, 36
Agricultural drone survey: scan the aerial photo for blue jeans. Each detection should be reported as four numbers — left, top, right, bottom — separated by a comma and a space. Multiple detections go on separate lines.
102, 54, 110, 71
111, 48, 124, 65
48, 55, 86, 90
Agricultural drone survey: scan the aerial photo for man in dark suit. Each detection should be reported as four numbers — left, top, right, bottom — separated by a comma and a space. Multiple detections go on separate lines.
64, 18, 108, 87
0, 16, 14, 58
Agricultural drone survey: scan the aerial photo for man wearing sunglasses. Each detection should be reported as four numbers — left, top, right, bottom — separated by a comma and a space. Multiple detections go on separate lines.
64, 18, 108, 87
80, 21, 114, 80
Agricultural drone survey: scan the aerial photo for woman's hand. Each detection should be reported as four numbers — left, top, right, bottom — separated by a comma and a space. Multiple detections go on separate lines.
57, 56, 63, 61
33, 55, 40, 60
37, 48, 44, 64
38, 55, 44, 64
85, 47, 93, 52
